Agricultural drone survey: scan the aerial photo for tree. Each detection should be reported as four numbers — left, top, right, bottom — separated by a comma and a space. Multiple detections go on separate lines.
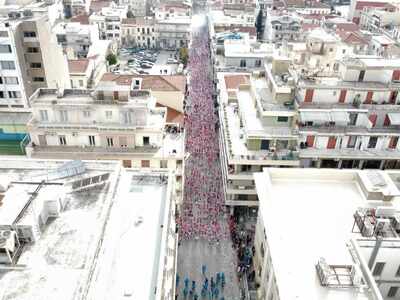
127, 10, 134, 18
179, 47, 189, 66
255, 9, 263, 38
106, 53, 117, 66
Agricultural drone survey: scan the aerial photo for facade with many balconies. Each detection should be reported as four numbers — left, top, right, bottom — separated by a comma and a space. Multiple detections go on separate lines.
294, 56, 400, 169
218, 57, 300, 212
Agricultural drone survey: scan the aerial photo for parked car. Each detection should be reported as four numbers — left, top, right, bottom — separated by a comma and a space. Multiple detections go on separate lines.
167, 58, 178, 64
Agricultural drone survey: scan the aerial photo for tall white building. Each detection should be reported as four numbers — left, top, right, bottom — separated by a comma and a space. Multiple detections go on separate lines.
0, 11, 70, 109
253, 167, 400, 300
89, 2, 127, 41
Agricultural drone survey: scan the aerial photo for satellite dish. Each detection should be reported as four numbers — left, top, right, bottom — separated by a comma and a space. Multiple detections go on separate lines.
2, 230, 11, 237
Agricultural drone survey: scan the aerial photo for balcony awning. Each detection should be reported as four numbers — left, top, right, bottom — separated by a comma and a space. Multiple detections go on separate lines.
388, 113, 400, 125
330, 111, 350, 123
299, 111, 331, 123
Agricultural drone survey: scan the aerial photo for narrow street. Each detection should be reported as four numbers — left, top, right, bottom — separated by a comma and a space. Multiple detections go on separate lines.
176, 13, 241, 300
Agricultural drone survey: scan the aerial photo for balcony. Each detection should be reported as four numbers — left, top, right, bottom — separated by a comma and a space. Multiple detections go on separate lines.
28, 144, 160, 159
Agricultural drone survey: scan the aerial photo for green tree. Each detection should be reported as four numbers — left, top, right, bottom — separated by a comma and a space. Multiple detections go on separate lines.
179, 47, 189, 66
127, 10, 134, 18
255, 9, 263, 38
106, 53, 117, 65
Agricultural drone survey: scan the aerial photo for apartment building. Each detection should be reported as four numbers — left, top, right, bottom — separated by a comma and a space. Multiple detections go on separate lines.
217, 33, 273, 72
0, 159, 178, 300
349, 0, 390, 24
53, 22, 100, 58
118, 0, 147, 16
293, 56, 400, 170
253, 167, 400, 300
264, 10, 302, 42
89, 2, 127, 41
120, 17, 157, 48
360, 3, 400, 33
0, 11, 70, 109
217, 67, 299, 212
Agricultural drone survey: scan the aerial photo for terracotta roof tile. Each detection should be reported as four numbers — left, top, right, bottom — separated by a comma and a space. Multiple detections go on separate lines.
224, 75, 250, 90
355, 1, 388, 10
68, 59, 90, 74
100, 73, 186, 92
90, 0, 112, 13
156, 103, 184, 125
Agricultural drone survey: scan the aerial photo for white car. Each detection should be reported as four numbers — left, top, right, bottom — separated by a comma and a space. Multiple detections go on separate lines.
167, 58, 178, 64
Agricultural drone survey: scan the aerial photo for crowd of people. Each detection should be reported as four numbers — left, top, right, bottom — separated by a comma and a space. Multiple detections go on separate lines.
178, 17, 227, 243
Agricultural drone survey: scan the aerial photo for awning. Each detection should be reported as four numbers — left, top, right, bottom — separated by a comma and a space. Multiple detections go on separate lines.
331, 111, 350, 123
299, 111, 331, 123
388, 113, 400, 125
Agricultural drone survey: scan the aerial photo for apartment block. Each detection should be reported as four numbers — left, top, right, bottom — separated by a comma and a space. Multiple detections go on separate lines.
89, 2, 127, 41
53, 22, 100, 58
294, 56, 400, 170
155, 2, 191, 50
120, 17, 157, 48
218, 67, 299, 211
253, 167, 400, 300
0, 11, 70, 109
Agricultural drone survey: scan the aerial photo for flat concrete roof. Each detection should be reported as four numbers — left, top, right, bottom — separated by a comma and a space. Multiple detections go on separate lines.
87, 170, 169, 300
0, 159, 121, 300
253, 168, 400, 300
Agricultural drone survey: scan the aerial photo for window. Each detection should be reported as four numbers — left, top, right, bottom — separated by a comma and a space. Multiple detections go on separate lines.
59, 110, 68, 122
83, 110, 91, 118
396, 265, 400, 277
23, 31, 36, 38
33, 77, 45, 82
122, 111, 132, 124
106, 110, 112, 119
277, 116, 288, 122
0, 91, 4, 98
255, 59, 262, 67
387, 287, 398, 298
88, 135, 96, 146
59, 135, 67, 145
119, 136, 128, 147
27, 47, 39, 53
106, 137, 114, 147
79, 80, 84, 87
30, 62, 41, 68
160, 160, 168, 168
240, 59, 246, 68
4, 77, 18, 84
141, 160, 150, 167
39, 110, 48, 121
0, 60, 15, 70
260, 242, 265, 258
0, 45, 11, 53
372, 262, 385, 276
0, 31, 8, 37
368, 137, 378, 149
143, 136, 150, 146
261, 140, 269, 150
347, 136, 357, 148
349, 113, 358, 126
8, 91, 20, 98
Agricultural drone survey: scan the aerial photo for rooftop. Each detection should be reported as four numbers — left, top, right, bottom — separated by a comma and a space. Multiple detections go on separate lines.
0, 159, 120, 300
68, 59, 90, 74
85, 169, 173, 300
254, 168, 400, 300
100, 74, 186, 92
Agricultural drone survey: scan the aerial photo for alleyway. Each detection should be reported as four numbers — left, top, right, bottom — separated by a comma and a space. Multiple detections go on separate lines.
176, 14, 241, 300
